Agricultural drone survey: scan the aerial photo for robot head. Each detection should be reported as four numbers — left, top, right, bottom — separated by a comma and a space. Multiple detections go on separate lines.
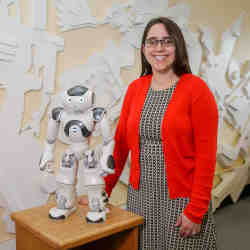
61, 85, 95, 112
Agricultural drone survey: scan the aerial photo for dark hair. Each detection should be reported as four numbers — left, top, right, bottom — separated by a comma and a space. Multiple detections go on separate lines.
140, 17, 192, 77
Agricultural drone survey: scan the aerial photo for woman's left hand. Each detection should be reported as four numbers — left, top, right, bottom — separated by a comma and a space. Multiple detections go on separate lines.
176, 213, 201, 238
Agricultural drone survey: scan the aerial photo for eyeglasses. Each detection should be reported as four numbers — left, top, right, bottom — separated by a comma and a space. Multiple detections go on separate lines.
144, 37, 175, 48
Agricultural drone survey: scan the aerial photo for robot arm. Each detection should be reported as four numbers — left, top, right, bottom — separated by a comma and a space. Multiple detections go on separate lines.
99, 141, 115, 176
92, 108, 115, 175
39, 107, 63, 172
92, 107, 113, 144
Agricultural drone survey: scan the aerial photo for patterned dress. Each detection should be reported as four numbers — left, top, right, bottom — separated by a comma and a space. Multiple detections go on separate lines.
127, 84, 217, 250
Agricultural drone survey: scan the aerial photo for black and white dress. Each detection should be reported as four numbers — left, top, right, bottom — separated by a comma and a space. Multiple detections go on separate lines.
127, 84, 217, 250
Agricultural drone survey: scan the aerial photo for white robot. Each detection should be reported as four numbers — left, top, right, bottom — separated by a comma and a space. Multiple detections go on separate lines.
39, 85, 114, 222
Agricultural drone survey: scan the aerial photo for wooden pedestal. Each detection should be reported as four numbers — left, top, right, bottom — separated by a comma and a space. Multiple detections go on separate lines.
11, 203, 143, 250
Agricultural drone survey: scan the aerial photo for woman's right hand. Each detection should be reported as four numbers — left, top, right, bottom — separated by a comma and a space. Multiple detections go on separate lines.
78, 196, 88, 206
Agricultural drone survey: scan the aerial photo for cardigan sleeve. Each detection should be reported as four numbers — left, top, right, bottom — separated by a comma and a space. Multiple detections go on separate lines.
104, 84, 132, 197
183, 80, 218, 224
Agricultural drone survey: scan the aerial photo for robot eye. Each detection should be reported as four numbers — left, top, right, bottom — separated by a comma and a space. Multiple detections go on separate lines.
79, 97, 84, 103
67, 97, 71, 103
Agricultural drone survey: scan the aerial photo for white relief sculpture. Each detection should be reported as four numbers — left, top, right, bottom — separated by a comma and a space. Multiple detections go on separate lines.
240, 128, 250, 158
39, 85, 114, 222
0, 0, 21, 23
132, 0, 169, 16
226, 59, 250, 130
0, 65, 48, 234
22, 38, 64, 136
217, 122, 250, 167
199, 27, 225, 150
226, 62, 249, 118
243, 60, 250, 98
199, 17, 242, 102
219, 13, 244, 77
31, 0, 47, 30
102, 0, 202, 75
0, 17, 33, 72
227, 97, 249, 131
245, 84, 250, 99
0, 0, 9, 16
0, 32, 17, 63
227, 59, 242, 87
56, 0, 97, 32
225, 80, 250, 132
101, 2, 133, 33
18, 0, 63, 137
0, 17, 34, 127
199, 15, 244, 156
0, 13, 64, 234
215, 58, 250, 166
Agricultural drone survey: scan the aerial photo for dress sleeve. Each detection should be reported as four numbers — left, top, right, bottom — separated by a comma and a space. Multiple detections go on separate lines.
104, 84, 132, 197
183, 80, 218, 224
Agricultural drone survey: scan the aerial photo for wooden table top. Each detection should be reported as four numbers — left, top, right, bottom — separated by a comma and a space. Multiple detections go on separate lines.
11, 203, 143, 249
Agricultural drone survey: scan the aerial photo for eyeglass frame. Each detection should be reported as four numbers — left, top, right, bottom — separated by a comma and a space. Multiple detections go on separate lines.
144, 37, 175, 48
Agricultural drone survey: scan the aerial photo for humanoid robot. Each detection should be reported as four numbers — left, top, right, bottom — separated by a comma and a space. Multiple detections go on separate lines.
39, 85, 114, 222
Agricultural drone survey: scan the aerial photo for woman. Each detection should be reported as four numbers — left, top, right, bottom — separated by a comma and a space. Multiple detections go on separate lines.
83, 16, 218, 249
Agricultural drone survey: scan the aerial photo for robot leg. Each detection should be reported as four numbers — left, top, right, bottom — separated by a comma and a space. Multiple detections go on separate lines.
49, 183, 77, 219
86, 184, 108, 223
49, 151, 78, 219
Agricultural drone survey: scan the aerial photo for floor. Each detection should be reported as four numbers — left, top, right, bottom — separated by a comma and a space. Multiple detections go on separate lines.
215, 185, 250, 250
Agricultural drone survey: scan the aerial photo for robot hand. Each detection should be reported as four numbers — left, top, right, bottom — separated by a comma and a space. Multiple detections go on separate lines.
21, 116, 41, 136
39, 150, 54, 173
99, 139, 115, 176
100, 154, 115, 176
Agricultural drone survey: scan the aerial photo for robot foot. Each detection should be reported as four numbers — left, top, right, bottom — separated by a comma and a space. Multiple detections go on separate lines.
86, 211, 106, 223
49, 206, 77, 220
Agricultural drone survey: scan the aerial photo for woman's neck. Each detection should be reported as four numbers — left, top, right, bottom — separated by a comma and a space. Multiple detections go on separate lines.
151, 71, 179, 90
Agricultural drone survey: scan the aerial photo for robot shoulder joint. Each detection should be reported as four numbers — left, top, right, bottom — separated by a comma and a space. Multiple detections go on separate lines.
92, 107, 107, 123
51, 107, 64, 122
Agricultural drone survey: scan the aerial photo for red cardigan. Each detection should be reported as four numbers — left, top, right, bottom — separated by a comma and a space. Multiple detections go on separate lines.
105, 73, 218, 224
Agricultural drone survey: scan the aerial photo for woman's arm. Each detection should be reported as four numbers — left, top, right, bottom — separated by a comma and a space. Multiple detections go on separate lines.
184, 80, 218, 224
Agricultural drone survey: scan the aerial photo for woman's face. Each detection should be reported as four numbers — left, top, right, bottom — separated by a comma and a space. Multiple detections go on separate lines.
142, 23, 176, 74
